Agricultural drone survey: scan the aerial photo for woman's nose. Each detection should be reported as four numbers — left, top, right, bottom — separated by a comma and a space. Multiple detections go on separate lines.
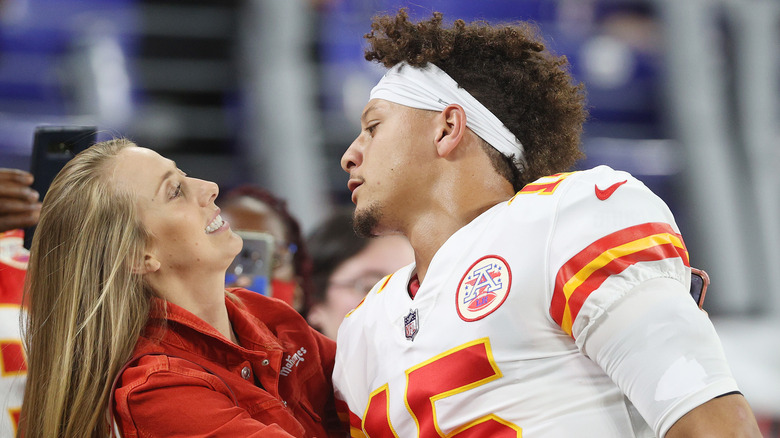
196, 179, 219, 206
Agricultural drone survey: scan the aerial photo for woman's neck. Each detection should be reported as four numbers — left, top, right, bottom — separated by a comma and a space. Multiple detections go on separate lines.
147, 272, 237, 344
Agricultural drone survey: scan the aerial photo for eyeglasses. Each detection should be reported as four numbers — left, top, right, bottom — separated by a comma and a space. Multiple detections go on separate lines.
328, 272, 388, 296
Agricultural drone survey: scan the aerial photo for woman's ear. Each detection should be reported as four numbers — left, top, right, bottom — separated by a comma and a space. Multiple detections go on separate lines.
133, 254, 161, 274
434, 104, 467, 158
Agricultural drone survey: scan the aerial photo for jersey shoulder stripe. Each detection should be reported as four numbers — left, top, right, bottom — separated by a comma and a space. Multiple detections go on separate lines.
509, 171, 576, 201
375, 274, 393, 294
550, 222, 689, 336
344, 274, 393, 319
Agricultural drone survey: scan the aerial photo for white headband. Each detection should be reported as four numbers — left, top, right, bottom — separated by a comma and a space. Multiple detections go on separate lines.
370, 62, 525, 169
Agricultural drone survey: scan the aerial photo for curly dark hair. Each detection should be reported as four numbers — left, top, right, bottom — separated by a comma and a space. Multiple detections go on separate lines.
364, 9, 587, 188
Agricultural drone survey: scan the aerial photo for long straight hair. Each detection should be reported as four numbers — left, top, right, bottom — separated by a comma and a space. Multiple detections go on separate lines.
20, 139, 153, 437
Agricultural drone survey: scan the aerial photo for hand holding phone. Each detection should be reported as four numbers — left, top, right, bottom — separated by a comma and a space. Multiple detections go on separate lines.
24, 125, 97, 249
226, 231, 275, 295
0, 168, 41, 233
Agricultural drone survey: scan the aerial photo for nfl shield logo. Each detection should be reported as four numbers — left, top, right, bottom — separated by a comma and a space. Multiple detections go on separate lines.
404, 309, 419, 341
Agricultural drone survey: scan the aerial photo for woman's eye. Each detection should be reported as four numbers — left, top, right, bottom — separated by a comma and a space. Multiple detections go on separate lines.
366, 124, 378, 135
170, 183, 183, 200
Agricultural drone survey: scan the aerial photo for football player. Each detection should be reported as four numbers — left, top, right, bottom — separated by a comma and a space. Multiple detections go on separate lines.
333, 9, 761, 438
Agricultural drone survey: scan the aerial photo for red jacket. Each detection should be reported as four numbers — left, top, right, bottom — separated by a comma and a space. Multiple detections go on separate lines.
113, 288, 346, 437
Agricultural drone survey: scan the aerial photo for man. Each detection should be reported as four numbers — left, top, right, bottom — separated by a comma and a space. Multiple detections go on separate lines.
332, 10, 760, 437
306, 208, 413, 339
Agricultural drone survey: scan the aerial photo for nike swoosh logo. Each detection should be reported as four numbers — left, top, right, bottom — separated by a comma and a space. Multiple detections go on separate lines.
595, 180, 628, 201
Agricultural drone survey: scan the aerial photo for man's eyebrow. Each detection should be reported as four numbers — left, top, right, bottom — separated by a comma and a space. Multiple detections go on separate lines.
361, 102, 381, 124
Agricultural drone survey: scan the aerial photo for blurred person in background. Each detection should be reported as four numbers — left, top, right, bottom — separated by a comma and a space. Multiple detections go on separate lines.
20, 140, 345, 437
217, 185, 314, 315
306, 207, 413, 339
0, 168, 39, 437
333, 10, 761, 438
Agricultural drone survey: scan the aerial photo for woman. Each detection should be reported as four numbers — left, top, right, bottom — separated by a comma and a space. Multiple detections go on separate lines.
20, 139, 345, 437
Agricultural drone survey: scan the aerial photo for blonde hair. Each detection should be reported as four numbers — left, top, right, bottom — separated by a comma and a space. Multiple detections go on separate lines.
21, 139, 153, 437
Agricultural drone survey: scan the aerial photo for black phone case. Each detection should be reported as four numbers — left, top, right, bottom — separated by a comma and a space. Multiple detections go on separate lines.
24, 126, 97, 249
690, 268, 710, 309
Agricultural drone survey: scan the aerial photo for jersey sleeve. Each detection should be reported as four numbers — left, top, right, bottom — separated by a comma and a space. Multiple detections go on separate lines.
545, 166, 691, 339
544, 166, 739, 436
582, 277, 739, 437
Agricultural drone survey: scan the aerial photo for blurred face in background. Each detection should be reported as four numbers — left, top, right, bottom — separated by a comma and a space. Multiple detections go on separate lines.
308, 234, 414, 339
220, 195, 302, 308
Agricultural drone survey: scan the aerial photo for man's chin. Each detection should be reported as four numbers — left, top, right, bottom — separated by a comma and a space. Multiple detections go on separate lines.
353, 203, 381, 238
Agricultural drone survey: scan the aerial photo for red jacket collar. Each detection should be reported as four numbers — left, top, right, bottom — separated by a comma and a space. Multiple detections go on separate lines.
142, 291, 286, 354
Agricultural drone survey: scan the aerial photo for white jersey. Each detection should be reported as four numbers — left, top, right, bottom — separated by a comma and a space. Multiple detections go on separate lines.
333, 166, 739, 438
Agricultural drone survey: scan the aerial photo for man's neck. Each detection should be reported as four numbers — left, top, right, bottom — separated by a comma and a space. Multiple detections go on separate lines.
406, 192, 511, 283
400, 133, 516, 282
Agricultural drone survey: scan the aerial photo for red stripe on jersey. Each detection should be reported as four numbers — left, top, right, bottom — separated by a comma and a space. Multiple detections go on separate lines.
566, 243, 687, 325
345, 274, 394, 319
0, 340, 27, 376
550, 222, 689, 336
9, 408, 20, 434
0, 263, 26, 306
338, 397, 364, 437
335, 398, 350, 426
519, 180, 561, 194
516, 173, 572, 195
509, 172, 574, 205
348, 407, 367, 438
376, 274, 392, 294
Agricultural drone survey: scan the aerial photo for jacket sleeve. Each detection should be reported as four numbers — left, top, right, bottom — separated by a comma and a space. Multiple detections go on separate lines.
307, 326, 349, 436
114, 356, 302, 438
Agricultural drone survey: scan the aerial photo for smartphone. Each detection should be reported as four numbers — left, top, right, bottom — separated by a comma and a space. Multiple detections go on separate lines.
225, 231, 275, 295
690, 268, 709, 309
24, 125, 97, 249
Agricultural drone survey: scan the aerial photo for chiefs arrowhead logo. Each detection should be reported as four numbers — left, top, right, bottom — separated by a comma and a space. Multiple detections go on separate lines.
595, 180, 627, 201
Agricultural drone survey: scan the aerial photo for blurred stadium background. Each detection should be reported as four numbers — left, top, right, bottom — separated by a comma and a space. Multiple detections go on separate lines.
0, 0, 777, 434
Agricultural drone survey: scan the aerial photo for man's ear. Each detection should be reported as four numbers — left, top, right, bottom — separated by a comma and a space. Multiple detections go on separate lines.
133, 253, 161, 275
434, 104, 467, 158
